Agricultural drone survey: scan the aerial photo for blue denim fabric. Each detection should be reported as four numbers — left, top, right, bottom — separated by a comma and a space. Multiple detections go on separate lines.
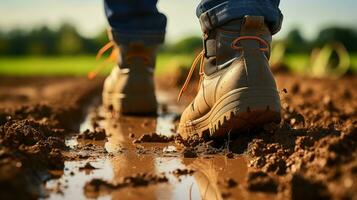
196, 0, 282, 34
104, 0, 167, 45
105, 0, 282, 45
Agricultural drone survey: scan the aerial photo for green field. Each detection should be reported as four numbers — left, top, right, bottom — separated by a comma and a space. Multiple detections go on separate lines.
0, 54, 193, 76
0, 53, 356, 77
284, 53, 357, 74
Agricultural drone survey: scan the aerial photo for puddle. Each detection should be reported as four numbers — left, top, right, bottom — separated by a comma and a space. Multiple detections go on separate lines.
46, 159, 113, 200
44, 91, 265, 200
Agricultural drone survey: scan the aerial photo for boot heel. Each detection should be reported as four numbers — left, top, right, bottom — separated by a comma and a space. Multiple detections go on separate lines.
209, 88, 281, 137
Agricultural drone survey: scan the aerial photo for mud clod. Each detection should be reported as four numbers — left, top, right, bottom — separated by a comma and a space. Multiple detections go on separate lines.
133, 132, 174, 143
172, 168, 195, 177
246, 171, 278, 193
77, 128, 106, 141
225, 152, 234, 159
84, 173, 168, 197
223, 178, 238, 188
79, 162, 97, 171
0, 114, 67, 199
290, 173, 331, 200
182, 147, 198, 158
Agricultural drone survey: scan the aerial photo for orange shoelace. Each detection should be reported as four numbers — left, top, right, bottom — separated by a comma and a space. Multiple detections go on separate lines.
88, 41, 119, 80
88, 42, 154, 80
177, 36, 269, 102
177, 50, 205, 102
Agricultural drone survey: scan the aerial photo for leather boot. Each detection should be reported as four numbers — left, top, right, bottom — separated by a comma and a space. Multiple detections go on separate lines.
102, 43, 158, 115
178, 16, 281, 139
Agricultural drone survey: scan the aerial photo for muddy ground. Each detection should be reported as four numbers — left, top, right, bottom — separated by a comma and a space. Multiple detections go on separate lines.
0, 74, 356, 200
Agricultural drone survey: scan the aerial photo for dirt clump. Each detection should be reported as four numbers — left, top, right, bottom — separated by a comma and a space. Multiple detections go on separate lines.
289, 173, 331, 200
182, 147, 198, 158
246, 171, 278, 193
0, 77, 103, 199
0, 118, 65, 170
0, 155, 38, 200
223, 178, 238, 188
129, 133, 135, 138
77, 128, 106, 141
79, 162, 97, 171
172, 168, 195, 177
225, 152, 234, 159
240, 76, 357, 199
0, 112, 66, 199
84, 173, 168, 198
133, 132, 175, 143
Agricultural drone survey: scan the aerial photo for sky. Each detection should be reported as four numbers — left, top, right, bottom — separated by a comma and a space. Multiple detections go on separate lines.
0, 0, 357, 42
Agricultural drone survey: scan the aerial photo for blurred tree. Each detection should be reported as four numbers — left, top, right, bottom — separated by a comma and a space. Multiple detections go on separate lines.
284, 28, 310, 53
93, 30, 109, 47
314, 27, 357, 52
164, 36, 202, 54
1, 23, 356, 56
56, 23, 83, 55
6, 29, 28, 55
82, 29, 108, 54
0, 31, 9, 55
26, 26, 57, 55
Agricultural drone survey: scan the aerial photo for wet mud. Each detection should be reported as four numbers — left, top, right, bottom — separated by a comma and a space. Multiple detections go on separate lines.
0, 77, 103, 199
0, 75, 356, 200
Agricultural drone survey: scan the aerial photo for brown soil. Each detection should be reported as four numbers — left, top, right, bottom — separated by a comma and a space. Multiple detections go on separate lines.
0, 74, 356, 200
132, 132, 175, 143
177, 75, 357, 200
182, 147, 199, 158
84, 173, 168, 198
243, 76, 357, 200
0, 76, 103, 199
79, 162, 97, 171
77, 128, 106, 141
223, 178, 238, 188
171, 168, 195, 177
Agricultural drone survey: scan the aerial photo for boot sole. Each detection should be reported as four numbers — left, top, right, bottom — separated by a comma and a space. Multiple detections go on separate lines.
179, 87, 281, 138
103, 92, 158, 115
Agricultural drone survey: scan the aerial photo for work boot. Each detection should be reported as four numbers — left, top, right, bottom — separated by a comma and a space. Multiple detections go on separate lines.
178, 16, 281, 139
102, 43, 158, 115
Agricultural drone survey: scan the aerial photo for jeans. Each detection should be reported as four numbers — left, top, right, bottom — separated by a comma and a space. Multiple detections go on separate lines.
104, 0, 282, 45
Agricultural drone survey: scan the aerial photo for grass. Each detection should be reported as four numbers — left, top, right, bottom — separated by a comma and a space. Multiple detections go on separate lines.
0, 53, 356, 77
350, 54, 357, 72
0, 53, 194, 77
284, 53, 357, 74
0, 56, 102, 76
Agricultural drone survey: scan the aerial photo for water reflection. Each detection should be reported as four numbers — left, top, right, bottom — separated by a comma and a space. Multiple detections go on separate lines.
45, 93, 255, 200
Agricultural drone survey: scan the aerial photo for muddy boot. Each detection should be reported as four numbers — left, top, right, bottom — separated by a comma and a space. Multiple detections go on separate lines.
178, 16, 281, 139
102, 43, 158, 115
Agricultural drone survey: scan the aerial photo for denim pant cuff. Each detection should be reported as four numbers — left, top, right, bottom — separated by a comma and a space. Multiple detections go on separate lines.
198, 2, 283, 35
111, 29, 166, 46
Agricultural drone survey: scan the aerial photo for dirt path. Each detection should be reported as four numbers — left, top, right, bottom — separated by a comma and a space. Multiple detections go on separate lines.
0, 75, 356, 200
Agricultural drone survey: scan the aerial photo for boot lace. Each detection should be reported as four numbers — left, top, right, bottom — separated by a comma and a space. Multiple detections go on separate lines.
177, 50, 205, 102
88, 41, 118, 80
177, 36, 269, 102
88, 42, 152, 80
